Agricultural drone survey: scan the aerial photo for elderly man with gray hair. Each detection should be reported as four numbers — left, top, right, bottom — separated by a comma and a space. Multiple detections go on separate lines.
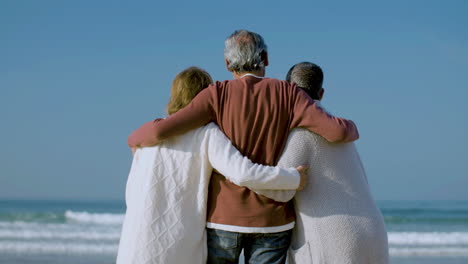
258, 62, 389, 263
128, 30, 359, 264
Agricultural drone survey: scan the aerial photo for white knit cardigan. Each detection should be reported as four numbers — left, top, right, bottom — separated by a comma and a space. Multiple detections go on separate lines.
256, 128, 389, 264
116, 123, 300, 264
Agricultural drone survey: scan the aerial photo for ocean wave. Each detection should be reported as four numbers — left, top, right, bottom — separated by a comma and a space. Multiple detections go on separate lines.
0, 221, 66, 229
0, 210, 125, 225
0, 220, 119, 232
0, 229, 120, 240
0, 241, 118, 255
388, 232, 468, 245
65, 211, 124, 225
0, 218, 122, 242
390, 247, 468, 256
382, 208, 468, 215
384, 216, 468, 224
0, 212, 65, 223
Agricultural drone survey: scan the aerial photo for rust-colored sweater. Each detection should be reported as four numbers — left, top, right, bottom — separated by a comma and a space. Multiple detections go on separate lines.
128, 76, 359, 228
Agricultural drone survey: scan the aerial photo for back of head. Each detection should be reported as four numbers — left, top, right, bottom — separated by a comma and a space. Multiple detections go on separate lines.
167, 67, 213, 115
286, 62, 324, 100
224, 30, 268, 73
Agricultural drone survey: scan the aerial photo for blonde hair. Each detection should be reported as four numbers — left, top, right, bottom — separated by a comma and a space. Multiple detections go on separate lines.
166, 67, 213, 115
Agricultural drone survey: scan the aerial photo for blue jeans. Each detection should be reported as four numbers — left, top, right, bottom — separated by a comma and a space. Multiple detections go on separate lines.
207, 228, 292, 264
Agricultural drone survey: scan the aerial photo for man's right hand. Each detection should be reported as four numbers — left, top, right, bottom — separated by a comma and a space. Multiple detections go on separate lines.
296, 165, 309, 190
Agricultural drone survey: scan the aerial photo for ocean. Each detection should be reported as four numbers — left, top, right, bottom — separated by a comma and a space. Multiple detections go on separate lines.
1, 199, 467, 264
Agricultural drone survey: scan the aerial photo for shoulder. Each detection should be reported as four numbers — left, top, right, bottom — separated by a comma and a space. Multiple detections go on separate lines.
213, 79, 237, 89
279, 128, 316, 166
289, 128, 358, 154
287, 128, 317, 147
286, 128, 342, 156
263, 78, 302, 101
203, 122, 221, 133
262, 77, 293, 88
207, 80, 236, 98
289, 128, 347, 147
159, 126, 208, 150
199, 122, 225, 142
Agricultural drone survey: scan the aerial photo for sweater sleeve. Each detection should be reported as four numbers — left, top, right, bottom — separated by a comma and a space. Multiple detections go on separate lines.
127, 87, 215, 147
290, 87, 359, 143
205, 124, 300, 190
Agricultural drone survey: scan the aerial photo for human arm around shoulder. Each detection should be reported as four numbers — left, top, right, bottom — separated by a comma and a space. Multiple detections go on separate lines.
127, 88, 215, 147
290, 87, 359, 143
205, 124, 305, 190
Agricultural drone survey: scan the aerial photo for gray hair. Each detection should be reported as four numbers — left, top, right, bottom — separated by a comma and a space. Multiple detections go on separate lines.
286, 62, 324, 100
224, 30, 268, 73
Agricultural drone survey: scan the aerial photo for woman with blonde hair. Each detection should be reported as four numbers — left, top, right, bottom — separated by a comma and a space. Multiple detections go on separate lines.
166, 67, 213, 115
117, 67, 307, 264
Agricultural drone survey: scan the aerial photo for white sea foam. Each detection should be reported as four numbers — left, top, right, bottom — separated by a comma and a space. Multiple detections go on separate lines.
0, 216, 122, 242
0, 219, 121, 231
0, 229, 120, 240
390, 247, 468, 256
65, 210, 124, 225
0, 221, 65, 229
388, 232, 468, 245
0, 241, 118, 255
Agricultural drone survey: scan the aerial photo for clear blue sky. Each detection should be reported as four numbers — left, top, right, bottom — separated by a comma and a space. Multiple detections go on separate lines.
1, 1, 467, 200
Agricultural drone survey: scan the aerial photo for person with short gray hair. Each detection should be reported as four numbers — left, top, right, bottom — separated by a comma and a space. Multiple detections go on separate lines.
286, 61, 324, 100
128, 30, 360, 264
224, 29, 268, 73
256, 62, 389, 263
